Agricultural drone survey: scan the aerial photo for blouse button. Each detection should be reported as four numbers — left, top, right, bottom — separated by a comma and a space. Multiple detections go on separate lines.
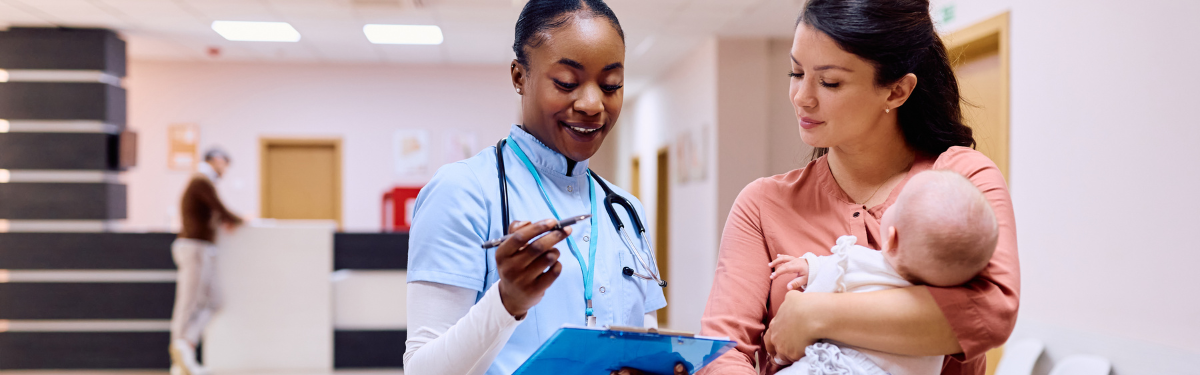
599, 286, 606, 293
583, 235, 590, 242
567, 185, 573, 192
853, 212, 861, 218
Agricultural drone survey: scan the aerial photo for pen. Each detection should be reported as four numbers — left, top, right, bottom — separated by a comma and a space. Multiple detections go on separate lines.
480, 214, 592, 249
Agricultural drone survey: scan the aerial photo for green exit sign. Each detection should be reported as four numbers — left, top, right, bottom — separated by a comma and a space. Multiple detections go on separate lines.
940, 4, 957, 24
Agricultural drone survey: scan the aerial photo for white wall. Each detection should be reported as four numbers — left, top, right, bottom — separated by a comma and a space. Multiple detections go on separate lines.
613, 40, 718, 333
715, 38, 770, 234
928, 0, 1200, 372
123, 61, 519, 231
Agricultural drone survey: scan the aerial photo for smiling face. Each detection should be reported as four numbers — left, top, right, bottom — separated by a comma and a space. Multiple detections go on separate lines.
512, 14, 625, 162
789, 24, 899, 150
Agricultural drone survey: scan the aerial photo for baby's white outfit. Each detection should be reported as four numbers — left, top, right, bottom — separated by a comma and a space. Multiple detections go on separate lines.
776, 235, 943, 375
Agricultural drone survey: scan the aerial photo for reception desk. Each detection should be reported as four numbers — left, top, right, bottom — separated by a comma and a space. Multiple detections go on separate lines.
205, 220, 336, 373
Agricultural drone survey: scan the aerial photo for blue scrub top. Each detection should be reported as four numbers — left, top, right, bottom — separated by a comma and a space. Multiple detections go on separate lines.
408, 125, 668, 375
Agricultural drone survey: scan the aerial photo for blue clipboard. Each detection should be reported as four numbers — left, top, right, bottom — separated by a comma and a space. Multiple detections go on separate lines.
512, 325, 736, 375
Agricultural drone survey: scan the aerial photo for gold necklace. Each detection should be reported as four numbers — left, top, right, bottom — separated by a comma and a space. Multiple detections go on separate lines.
855, 164, 911, 206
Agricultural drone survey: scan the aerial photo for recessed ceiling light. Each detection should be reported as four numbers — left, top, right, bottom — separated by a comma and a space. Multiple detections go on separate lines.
363, 24, 443, 45
211, 21, 301, 42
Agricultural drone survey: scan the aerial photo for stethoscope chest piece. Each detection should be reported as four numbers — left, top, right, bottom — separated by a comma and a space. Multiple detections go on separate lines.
623, 266, 667, 287
497, 137, 668, 291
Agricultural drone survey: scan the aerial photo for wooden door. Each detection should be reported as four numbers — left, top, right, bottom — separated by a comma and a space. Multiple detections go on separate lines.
654, 149, 669, 327
630, 156, 641, 199
947, 12, 1011, 180
260, 139, 342, 227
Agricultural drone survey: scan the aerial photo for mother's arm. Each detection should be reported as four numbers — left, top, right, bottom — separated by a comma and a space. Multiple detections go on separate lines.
698, 180, 774, 375
767, 148, 1020, 365
766, 287, 960, 361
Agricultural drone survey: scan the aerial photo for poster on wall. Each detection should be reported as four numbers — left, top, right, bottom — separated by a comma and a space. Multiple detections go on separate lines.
394, 129, 430, 176
676, 125, 709, 184
168, 123, 198, 172
444, 131, 479, 164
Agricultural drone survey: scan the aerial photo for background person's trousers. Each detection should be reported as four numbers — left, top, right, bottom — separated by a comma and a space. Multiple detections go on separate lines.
170, 238, 223, 346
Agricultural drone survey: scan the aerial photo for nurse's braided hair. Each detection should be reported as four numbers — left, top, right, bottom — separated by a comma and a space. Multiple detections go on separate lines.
513, 0, 625, 68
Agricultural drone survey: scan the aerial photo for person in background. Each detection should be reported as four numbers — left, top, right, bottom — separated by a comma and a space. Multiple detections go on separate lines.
169, 148, 243, 375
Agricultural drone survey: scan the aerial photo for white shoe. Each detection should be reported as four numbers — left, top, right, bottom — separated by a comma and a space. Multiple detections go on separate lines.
169, 339, 209, 375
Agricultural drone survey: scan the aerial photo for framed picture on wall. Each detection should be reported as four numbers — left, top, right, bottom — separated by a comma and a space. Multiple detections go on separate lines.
676, 125, 708, 184
168, 123, 198, 172
393, 129, 430, 176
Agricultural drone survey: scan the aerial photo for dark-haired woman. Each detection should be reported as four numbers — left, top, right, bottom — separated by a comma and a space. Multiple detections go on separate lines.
403, 1, 670, 374
699, 1, 1018, 374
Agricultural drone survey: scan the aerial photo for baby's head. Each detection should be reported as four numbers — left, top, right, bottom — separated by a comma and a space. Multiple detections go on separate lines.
880, 170, 998, 287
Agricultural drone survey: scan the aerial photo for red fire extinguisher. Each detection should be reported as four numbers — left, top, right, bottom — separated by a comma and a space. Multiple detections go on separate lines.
382, 186, 423, 232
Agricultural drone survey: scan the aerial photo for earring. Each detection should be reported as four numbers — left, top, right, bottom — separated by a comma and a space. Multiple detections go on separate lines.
885, 107, 891, 114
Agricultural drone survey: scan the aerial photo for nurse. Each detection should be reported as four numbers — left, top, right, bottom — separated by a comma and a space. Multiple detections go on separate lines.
403, 1, 669, 374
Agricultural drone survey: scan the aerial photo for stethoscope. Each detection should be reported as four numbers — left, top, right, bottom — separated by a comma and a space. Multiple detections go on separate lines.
494, 137, 667, 291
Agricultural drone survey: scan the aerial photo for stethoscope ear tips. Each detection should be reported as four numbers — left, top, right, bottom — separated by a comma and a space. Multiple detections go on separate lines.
658, 281, 668, 288
622, 267, 634, 277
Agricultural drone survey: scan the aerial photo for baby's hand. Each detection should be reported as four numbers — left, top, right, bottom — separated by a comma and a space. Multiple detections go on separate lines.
768, 254, 810, 291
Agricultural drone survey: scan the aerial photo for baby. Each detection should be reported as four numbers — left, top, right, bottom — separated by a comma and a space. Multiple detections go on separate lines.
770, 170, 999, 375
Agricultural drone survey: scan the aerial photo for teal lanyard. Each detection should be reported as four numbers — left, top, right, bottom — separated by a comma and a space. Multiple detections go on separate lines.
506, 136, 600, 320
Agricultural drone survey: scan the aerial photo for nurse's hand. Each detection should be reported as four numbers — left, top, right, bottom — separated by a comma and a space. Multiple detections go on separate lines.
497, 219, 571, 320
610, 363, 687, 375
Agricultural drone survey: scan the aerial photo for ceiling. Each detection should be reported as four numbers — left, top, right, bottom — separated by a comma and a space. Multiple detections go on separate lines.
0, 0, 804, 89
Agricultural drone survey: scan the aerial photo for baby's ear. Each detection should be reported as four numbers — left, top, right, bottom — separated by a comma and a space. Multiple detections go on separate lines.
884, 226, 899, 254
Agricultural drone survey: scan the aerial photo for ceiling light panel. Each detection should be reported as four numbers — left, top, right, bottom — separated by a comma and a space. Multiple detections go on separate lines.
363, 24, 443, 45
212, 21, 302, 42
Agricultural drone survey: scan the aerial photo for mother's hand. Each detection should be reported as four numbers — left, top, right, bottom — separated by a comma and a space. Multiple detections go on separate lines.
496, 219, 571, 319
763, 290, 828, 364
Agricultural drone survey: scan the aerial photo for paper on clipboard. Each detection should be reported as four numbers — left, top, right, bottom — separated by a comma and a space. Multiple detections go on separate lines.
512, 325, 736, 375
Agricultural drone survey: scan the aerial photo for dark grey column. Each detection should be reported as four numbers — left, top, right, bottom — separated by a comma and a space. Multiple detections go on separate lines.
0, 27, 130, 223
0, 27, 158, 371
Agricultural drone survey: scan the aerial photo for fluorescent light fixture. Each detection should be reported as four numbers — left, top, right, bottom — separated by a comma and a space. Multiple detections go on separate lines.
211, 21, 301, 42
0, 119, 8, 133
0, 69, 8, 82
0, 169, 9, 183
363, 24, 443, 45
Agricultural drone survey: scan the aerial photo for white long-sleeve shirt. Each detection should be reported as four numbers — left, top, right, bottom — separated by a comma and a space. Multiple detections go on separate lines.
404, 281, 658, 375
